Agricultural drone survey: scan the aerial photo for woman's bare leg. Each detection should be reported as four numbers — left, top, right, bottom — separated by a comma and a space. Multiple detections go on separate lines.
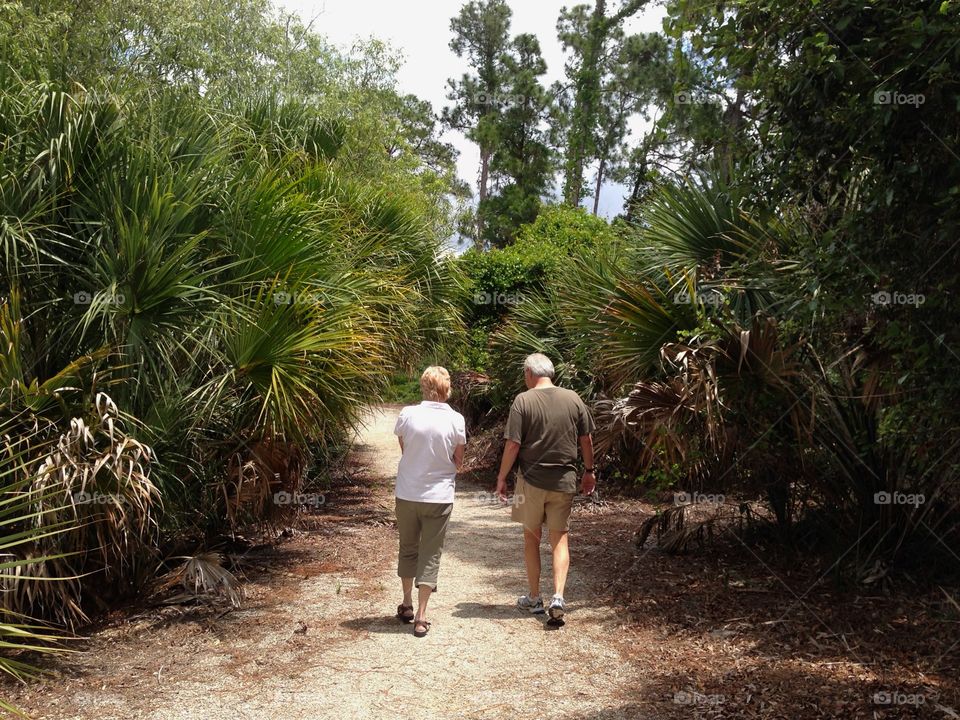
415, 584, 432, 622
401, 577, 414, 607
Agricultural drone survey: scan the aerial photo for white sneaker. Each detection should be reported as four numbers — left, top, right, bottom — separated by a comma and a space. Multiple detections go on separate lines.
548, 595, 565, 620
517, 594, 545, 614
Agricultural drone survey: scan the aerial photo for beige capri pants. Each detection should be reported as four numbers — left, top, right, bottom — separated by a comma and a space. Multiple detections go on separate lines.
395, 498, 453, 590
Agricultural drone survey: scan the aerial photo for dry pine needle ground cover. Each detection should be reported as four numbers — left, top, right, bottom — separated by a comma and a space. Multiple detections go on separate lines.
2, 407, 957, 719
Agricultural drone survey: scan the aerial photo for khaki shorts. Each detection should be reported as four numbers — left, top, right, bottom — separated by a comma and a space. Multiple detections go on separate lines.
511, 474, 574, 532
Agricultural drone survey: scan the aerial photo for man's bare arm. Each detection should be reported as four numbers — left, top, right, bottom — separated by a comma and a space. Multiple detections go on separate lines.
495, 440, 521, 500
453, 444, 465, 472
579, 434, 596, 495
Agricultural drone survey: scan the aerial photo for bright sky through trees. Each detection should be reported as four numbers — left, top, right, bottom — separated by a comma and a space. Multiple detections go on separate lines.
278, 0, 667, 217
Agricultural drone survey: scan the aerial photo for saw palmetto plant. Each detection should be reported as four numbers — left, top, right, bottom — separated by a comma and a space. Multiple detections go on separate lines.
491, 169, 827, 541
22, 393, 160, 628
0, 61, 456, 651
0, 418, 81, 716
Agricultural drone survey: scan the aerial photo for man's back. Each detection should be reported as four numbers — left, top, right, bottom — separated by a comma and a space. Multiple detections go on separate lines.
503, 386, 595, 494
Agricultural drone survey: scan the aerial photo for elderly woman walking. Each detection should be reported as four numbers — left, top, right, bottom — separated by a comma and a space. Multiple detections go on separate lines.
393, 366, 466, 637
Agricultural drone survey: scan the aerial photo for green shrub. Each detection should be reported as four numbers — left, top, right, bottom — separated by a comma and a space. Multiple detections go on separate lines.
454, 205, 622, 375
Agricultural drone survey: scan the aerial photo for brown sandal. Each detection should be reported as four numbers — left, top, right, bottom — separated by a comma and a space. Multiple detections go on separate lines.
413, 619, 431, 638
396, 604, 414, 623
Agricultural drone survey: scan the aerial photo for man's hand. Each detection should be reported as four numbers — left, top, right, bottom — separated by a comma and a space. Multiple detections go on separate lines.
581, 470, 596, 496
495, 476, 508, 502
496, 439, 521, 502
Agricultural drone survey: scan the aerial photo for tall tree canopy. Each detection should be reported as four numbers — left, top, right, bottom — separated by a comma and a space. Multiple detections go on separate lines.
443, 0, 514, 243
556, 0, 648, 208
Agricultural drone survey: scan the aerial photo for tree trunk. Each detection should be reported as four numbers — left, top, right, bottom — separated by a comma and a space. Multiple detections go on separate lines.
625, 170, 642, 222
476, 148, 490, 246
563, 0, 607, 208
719, 88, 746, 184
592, 156, 606, 215
565, 153, 584, 207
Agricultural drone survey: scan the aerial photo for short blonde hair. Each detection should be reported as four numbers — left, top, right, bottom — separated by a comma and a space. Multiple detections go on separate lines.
420, 366, 451, 402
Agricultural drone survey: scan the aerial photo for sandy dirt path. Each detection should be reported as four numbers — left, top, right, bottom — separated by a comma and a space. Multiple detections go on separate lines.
318, 405, 636, 719
15, 405, 639, 720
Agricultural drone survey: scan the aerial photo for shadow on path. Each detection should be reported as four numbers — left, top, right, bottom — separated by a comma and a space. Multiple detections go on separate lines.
339, 615, 414, 635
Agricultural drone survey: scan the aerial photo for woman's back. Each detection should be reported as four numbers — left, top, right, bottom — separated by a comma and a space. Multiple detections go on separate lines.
394, 401, 466, 504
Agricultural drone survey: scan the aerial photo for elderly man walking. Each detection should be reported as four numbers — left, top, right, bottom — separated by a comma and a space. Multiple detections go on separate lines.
494, 353, 596, 621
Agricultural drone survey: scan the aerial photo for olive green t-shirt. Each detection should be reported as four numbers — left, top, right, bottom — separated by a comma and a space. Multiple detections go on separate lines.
503, 386, 595, 494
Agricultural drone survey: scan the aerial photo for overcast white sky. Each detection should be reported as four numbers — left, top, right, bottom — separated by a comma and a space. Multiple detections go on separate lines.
278, 0, 668, 220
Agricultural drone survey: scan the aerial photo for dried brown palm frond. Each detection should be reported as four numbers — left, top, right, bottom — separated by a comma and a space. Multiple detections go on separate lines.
659, 338, 726, 449
157, 552, 244, 608
593, 379, 699, 476
450, 370, 493, 430
636, 502, 749, 553
715, 315, 807, 390
223, 433, 306, 528
636, 504, 687, 549
450, 370, 492, 400
593, 339, 728, 480
595, 315, 809, 489
0, 556, 87, 627
13, 392, 160, 627
0, 416, 82, 704
461, 428, 503, 474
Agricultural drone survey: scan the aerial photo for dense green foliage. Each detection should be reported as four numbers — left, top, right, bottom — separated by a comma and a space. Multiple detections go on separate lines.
0, 0, 464, 690
450, 0, 960, 581
0, 79, 453, 607
453, 206, 619, 372
2, 0, 959, 700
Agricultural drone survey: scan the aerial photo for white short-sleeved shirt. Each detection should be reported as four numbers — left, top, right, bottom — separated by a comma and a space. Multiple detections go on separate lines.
394, 401, 467, 504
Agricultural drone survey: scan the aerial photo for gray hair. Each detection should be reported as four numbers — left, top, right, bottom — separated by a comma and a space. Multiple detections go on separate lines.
523, 353, 555, 379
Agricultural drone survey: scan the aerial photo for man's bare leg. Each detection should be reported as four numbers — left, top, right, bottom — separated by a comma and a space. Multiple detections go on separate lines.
523, 527, 542, 598
549, 529, 569, 598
